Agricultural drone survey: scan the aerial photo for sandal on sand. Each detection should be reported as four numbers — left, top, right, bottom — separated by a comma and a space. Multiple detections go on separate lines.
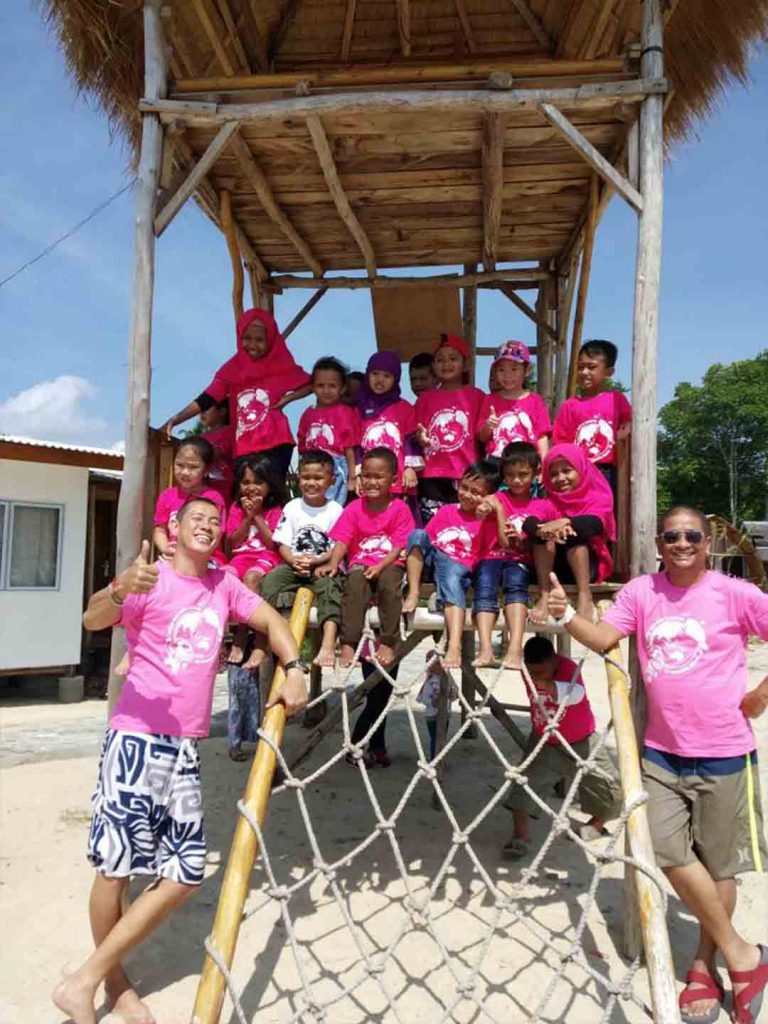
678, 970, 724, 1024
579, 823, 610, 842
228, 746, 249, 762
729, 944, 768, 1024
502, 837, 530, 860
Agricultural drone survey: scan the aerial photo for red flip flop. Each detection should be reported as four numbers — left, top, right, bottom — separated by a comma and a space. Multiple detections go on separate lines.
729, 944, 768, 1024
678, 969, 724, 1024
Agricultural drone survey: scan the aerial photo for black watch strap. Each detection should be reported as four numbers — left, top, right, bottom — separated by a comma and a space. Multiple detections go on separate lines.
283, 658, 308, 673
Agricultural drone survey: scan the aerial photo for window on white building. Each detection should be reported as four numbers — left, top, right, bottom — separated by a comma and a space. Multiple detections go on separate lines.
0, 502, 63, 590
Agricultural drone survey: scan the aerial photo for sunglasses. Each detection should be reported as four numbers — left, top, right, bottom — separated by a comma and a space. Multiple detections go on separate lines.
660, 529, 704, 545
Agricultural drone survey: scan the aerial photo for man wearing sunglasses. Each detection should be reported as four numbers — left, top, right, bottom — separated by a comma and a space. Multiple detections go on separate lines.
547, 505, 768, 1024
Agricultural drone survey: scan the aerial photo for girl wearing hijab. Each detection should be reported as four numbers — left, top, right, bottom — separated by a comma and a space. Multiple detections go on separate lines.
413, 334, 484, 524
355, 351, 417, 498
160, 309, 312, 478
526, 443, 616, 625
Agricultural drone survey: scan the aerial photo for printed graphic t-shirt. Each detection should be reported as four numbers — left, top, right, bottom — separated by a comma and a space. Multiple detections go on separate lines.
298, 404, 360, 457
479, 492, 558, 564
480, 392, 552, 458
528, 656, 596, 746
553, 391, 632, 465
330, 497, 415, 568
226, 504, 282, 567
111, 562, 262, 737
426, 503, 486, 570
359, 399, 417, 492
272, 497, 344, 556
602, 570, 768, 757
414, 386, 484, 479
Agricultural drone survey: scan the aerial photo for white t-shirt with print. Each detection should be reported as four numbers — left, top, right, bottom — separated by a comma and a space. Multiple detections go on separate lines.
272, 497, 344, 556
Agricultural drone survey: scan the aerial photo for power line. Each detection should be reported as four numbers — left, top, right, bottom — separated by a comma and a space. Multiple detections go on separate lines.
0, 180, 135, 289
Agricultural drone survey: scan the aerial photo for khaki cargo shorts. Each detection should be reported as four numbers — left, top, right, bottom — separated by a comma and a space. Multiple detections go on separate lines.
642, 746, 766, 880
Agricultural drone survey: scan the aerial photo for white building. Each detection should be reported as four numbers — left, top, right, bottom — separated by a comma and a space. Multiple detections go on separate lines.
0, 436, 122, 675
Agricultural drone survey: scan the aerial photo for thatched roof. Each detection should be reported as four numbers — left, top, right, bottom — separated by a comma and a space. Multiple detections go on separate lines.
42, 0, 767, 276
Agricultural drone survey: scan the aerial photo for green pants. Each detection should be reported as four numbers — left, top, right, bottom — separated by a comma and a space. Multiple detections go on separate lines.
259, 563, 343, 627
504, 732, 622, 821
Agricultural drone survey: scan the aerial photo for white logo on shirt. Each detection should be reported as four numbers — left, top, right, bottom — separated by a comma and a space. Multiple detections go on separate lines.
363, 420, 402, 453
575, 416, 615, 462
164, 607, 223, 674
492, 410, 534, 455
305, 421, 336, 451
645, 616, 708, 679
428, 409, 469, 454
236, 387, 270, 440
358, 534, 393, 560
435, 525, 473, 562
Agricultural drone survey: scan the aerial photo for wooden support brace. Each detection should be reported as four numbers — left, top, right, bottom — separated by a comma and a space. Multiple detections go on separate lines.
509, 0, 553, 51
154, 121, 239, 235
306, 113, 377, 278
220, 190, 244, 322
462, 261, 478, 380
497, 282, 558, 341
481, 112, 504, 272
395, 0, 411, 57
269, 0, 303, 62
567, 174, 598, 396
271, 268, 547, 290
191, 0, 236, 76
453, 0, 476, 53
283, 286, 329, 338
231, 132, 323, 276
240, 0, 269, 72
213, 0, 251, 72
340, 0, 357, 61
539, 102, 643, 212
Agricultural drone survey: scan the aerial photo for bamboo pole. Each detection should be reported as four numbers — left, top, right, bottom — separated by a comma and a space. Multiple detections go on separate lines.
219, 190, 244, 322
108, 0, 166, 715
192, 588, 315, 1024
566, 173, 598, 397
462, 261, 478, 381
270, 268, 548, 290
603, 640, 680, 1023
535, 266, 556, 411
496, 282, 558, 341
283, 286, 329, 338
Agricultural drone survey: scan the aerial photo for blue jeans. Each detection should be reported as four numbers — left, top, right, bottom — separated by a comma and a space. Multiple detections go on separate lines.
407, 529, 472, 610
472, 558, 530, 613
326, 453, 349, 503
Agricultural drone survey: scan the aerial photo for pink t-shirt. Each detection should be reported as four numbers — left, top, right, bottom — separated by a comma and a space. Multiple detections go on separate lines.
330, 497, 415, 568
359, 399, 416, 493
227, 503, 282, 567
480, 392, 552, 458
111, 562, 262, 737
205, 376, 303, 458
202, 426, 235, 502
153, 486, 226, 539
528, 656, 596, 745
602, 571, 768, 757
298, 404, 360, 457
553, 391, 632, 465
480, 492, 558, 564
414, 386, 484, 479
426, 503, 486, 570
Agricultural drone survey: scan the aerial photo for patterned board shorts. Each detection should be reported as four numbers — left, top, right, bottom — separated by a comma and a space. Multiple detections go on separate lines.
87, 729, 206, 886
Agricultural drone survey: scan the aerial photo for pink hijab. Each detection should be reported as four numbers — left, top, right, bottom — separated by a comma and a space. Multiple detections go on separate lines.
542, 444, 616, 540
215, 309, 309, 393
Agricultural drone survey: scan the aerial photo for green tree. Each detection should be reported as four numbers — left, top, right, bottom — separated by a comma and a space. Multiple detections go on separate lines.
657, 351, 768, 524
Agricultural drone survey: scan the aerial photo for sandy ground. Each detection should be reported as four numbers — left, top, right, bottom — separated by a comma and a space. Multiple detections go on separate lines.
1, 639, 766, 1024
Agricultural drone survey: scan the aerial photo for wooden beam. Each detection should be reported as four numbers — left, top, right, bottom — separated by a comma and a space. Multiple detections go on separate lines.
579, 0, 615, 62
146, 78, 666, 125
509, 0, 553, 51
213, 0, 251, 72
230, 132, 323, 276
481, 112, 504, 272
240, 0, 269, 72
220, 190, 244, 322
555, 255, 578, 405
154, 121, 239, 235
283, 286, 329, 338
453, 0, 476, 54
496, 282, 558, 341
270, 268, 549, 290
395, 0, 411, 57
535, 264, 556, 409
191, 0, 235, 76
539, 102, 643, 212
462, 261, 478, 380
567, 174, 598, 396
269, 0, 302, 62
306, 113, 377, 278
340, 0, 357, 61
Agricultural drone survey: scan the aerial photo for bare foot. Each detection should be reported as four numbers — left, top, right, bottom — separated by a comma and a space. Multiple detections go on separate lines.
678, 958, 723, 1021
528, 593, 551, 625
577, 594, 596, 622
227, 643, 245, 665
502, 647, 522, 670
115, 653, 130, 678
338, 643, 357, 669
243, 648, 266, 671
313, 646, 336, 668
376, 643, 395, 668
402, 590, 419, 614
228, 745, 249, 762
472, 647, 497, 668
106, 980, 156, 1024
52, 974, 98, 1024
441, 646, 462, 670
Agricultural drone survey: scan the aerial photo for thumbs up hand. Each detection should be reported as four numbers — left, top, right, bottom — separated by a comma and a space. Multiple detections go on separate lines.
113, 541, 161, 599
485, 405, 500, 431
546, 572, 569, 619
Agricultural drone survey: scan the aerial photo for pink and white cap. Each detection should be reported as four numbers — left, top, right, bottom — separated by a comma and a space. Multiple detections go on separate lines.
493, 339, 531, 365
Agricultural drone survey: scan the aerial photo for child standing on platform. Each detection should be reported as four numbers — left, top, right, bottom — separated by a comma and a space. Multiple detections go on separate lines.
408, 352, 436, 396
356, 351, 418, 500
297, 357, 359, 503
552, 339, 631, 490
413, 335, 484, 524
199, 399, 234, 503
153, 438, 225, 561
478, 341, 551, 465
473, 442, 557, 669
259, 450, 344, 667
501, 636, 621, 859
403, 462, 497, 669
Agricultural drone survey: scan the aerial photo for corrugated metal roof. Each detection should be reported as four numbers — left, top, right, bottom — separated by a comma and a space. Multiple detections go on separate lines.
0, 434, 124, 459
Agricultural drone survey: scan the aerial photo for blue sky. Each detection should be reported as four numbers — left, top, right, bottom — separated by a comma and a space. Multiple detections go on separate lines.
0, 1, 765, 448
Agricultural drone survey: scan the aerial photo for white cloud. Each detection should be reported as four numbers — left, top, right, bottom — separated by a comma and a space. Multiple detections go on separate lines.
0, 375, 113, 445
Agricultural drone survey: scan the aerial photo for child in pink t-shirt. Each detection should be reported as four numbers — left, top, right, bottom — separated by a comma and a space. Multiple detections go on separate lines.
414, 334, 484, 524
323, 448, 414, 669
552, 340, 631, 490
355, 351, 418, 499
200, 398, 235, 503
501, 636, 621, 859
153, 438, 226, 562
478, 341, 551, 464
297, 356, 360, 504
403, 462, 497, 669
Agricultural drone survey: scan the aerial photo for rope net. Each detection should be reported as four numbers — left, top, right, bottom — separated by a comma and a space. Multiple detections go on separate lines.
203, 619, 671, 1024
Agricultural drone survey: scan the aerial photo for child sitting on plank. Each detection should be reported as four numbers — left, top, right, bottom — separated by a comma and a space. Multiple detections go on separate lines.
297, 356, 359, 504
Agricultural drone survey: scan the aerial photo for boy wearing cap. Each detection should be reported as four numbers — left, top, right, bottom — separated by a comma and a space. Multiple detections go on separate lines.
478, 340, 551, 466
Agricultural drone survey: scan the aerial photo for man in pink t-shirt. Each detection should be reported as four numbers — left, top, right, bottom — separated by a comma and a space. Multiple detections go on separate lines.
546, 506, 768, 1024
52, 497, 308, 1024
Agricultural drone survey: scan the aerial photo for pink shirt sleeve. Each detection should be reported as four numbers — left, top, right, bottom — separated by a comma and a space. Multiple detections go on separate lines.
600, 578, 639, 637
530, 393, 553, 438
226, 574, 264, 625
390, 501, 416, 548
203, 368, 229, 404
116, 589, 149, 629
341, 407, 360, 449
617, 392, 632, 426
297, 408, 310, 451
226, 503, 245, 533
552, 401, 573, 445
329, 501, 359, 548
737, 581, 768, 640
153, 488, 173, 527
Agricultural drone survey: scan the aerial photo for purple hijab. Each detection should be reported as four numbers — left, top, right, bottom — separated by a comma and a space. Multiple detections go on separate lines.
356, 351, 402, 419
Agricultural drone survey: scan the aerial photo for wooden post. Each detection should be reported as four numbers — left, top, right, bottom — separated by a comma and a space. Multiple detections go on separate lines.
220, 190, 244, 322
555, 258, 578, 406
462, 262, 478, 383
535, 263, 556, 411
107, 0, 166, 714
192, 589, 315, 1024
566, 174, 598, 397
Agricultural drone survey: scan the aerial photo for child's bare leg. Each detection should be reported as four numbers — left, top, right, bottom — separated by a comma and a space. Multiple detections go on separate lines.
402, 548, 424, 614
473, 611, 497, 666
565, 545, 595, 620
240, 572, 267, 669
339, 643, 358, 669
442, 605, 465, 669
52, 877, 195, 1024
502, 603, 528, 668
314, 619, 338, 667
512, 808, 531, 842
228, 623, 248, 665
376, 641, 395, 668
529, 543, 555, 624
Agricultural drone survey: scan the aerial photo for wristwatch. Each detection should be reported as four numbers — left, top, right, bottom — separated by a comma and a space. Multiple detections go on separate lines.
283, 659, 309, 674
108, 576, 125, 606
